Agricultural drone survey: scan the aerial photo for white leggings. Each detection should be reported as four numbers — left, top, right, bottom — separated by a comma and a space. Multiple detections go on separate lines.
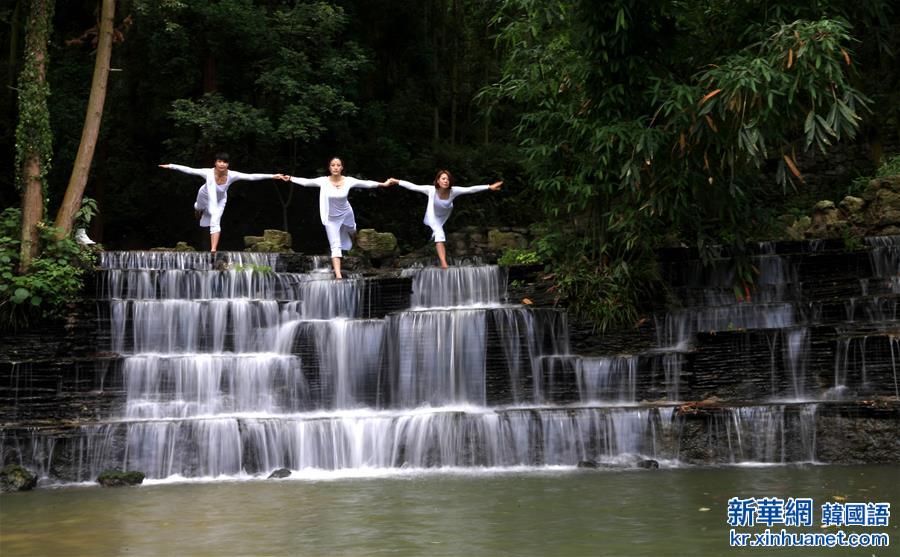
325, 221, 354, 258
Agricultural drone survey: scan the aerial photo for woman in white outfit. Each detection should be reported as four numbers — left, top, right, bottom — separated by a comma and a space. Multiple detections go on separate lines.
282, 157, 395, 279
393, 169, 502, 268
159, 153, 285, 252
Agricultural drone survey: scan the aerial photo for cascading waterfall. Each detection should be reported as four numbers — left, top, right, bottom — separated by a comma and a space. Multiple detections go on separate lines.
13, 235, 894, 481
16, 254, 681, 480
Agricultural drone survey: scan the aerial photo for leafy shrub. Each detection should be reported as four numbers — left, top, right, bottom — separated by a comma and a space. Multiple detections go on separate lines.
850, 153, 900, 195
0, 208, 96, 330
497, 248, 542, 266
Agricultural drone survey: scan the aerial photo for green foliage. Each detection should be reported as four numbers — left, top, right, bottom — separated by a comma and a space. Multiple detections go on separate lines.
169, 93, 273, 147
229, 263, 273, 274
549, 257, 658, 333
159, 1, 368, 158
874, 154, 900, 178
0, 208, 95, 330
480, 0, 883, 329
497, 248, 541, 266
841, 227, 863, 252
75, 196, 99, 228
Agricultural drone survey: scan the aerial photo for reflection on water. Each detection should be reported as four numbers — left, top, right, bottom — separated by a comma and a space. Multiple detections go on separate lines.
2, 466, 898, 557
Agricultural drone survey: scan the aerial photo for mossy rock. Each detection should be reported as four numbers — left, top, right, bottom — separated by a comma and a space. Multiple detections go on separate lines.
250, 241, 281, 253
488, 229, 528, 251
262, 229, 292, 247
96, 470, 145, 487
244, 235, 265, 248
150, 242, 195, 252
813, 200, 836, 212
356, 229, 398, 258
1, 464, 38, 492
245, 230, 292, 252
867, 186, 900, 229
785, 216, 811, 241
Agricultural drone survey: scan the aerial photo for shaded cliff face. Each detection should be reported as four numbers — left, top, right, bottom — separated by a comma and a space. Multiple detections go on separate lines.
1, 237, 898, 483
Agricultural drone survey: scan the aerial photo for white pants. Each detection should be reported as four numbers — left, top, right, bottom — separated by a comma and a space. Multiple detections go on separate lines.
194, 186, 223, 234
325, 221, 355, 258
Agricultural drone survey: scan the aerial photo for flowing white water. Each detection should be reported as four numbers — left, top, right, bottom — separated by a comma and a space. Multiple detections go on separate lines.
63, 256, 660, 480
20, 242, 879, 482
402, 265, 507, 308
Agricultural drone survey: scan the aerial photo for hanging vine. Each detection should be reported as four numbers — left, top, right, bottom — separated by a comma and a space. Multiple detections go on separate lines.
14, 0, 55, 195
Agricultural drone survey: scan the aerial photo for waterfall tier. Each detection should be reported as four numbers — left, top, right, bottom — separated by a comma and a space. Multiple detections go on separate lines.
2, 239, 899, 482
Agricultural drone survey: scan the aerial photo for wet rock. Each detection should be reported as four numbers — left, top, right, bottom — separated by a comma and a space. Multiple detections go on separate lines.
96, 470, 145, 487
356, 229, 398, 258
1, 464, 38, 492
636, 459, 659, 469
577, 460, 600, 469
267, 468, 292, 479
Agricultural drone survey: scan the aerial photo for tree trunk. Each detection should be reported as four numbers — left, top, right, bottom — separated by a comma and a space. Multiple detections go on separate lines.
53, 0, 115, 239
17, 0, 54, 273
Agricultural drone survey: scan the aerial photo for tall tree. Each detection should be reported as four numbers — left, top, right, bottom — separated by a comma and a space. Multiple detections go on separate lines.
15, 0, 54, 272
53, 0, 114, 238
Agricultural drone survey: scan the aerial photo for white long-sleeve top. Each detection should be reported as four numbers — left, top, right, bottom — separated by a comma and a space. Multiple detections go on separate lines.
289, 176, 380, 227
169, 164, 276, 228
397, 180, 491, 233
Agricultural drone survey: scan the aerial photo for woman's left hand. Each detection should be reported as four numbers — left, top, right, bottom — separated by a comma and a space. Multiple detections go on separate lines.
489, 181, 503, 190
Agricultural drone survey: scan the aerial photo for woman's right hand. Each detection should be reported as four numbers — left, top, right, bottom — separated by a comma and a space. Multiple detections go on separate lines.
158, 164, 171, 169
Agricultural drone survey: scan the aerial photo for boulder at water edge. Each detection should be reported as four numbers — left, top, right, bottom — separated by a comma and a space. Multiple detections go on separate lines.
267, 468, 292, 479
96, 470, 145, 487
0, 464, 38, 492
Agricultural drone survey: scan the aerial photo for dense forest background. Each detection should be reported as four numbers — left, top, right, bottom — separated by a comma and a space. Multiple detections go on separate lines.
1, 0, 527, 253
2, 0, 899, 327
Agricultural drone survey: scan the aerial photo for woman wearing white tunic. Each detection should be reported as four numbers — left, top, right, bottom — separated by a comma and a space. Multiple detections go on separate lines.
283, 157, 395, 279
394, 169, 502, 268
159, 153, 285, 252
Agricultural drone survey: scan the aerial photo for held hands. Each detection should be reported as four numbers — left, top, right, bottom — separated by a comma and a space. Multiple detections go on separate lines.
381, 178, 399, 187
277, 175, 292, 181
489, 180, 503, 191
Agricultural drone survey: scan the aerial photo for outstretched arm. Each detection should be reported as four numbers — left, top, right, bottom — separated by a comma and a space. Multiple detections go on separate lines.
451, 181, 503, 197
395, 180, 432, 194
287, 176, 323, 187
229, 171, 287, 182
345, 177, 394, 189
159, 164, 207, 177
